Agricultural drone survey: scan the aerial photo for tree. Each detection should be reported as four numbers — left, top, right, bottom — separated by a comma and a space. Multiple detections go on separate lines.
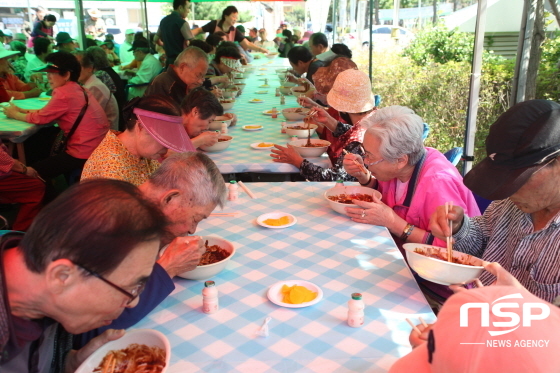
285, 5, 305, 27
193, 3, 253, 23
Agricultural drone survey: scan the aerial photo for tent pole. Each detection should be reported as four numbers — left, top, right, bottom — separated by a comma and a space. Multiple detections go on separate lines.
369, 0, 373, 82
332, 0, 338, 44
462, 0, 487, 175
142, 0, 150, 41
74, 0, 87, 50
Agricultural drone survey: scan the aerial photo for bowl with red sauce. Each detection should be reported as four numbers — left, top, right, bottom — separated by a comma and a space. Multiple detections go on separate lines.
178, 236, 236, 280
324, 185, 382, 216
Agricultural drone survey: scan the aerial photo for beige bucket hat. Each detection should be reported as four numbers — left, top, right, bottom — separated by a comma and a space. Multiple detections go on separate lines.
326, 69, 375, 114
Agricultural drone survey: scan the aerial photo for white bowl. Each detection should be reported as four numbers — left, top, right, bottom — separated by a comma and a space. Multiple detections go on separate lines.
290, 86, 313, 97
282, 107, 310, 121
199, 135, 233, 152
324, 185, 383, 216
222, 89, 235, 99
233, 83, 246, 92
402, 243, 484, 285
288, 138, 330, 157
75, 329, 170, 373
266, 53, 279, 59
267, 280, 323, 308
278, 82, 297, 95
208, 120, 230, 131
285, 123, 317, 138
233, 77, 246, 85
275, 68, 288, 73
277, 73, 287, 81
244, 66, 256, 74
220, 99, 235, 111
178, 236, 236, 280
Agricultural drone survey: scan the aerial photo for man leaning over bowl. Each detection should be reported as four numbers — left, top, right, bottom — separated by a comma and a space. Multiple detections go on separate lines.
1, 179, 168, 372
75, 152, 227, 348
430, 99, 560, 304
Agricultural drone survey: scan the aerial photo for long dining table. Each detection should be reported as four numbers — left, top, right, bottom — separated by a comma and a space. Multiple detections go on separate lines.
0, 97, 49, 142
134, 181, 436, 373
202, 58, 331, 175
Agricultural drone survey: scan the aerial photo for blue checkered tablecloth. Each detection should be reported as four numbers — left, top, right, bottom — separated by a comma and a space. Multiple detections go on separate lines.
0, 97, 49, 142
134, 182, 435, 373
203, 59, 331, 174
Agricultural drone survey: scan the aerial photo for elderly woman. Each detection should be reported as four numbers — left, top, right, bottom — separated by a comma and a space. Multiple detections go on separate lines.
3, 51, 109, 182
81, 95, 193, 186
74, 50, 119, 130
207, 45, 242, 77
343, 105, 480, 303
271, 67, 374, 181
0, 46, 41, 99
430, 100, 560, 304
0, 179, 167, 372
255, 28, 275, 49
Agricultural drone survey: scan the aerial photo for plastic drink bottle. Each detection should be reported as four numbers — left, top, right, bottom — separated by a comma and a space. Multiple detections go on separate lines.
202, 281, 219, 314
347, 293, 365, 327
228, 181, 238, 201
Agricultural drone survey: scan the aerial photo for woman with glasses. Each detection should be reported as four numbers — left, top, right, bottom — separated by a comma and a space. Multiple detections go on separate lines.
343, 105, 480, 304
0, 179, 167, 372
271, 67, 373, 181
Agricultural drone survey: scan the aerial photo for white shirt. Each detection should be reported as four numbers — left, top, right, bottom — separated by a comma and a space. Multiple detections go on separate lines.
24, 55, 46, 82
127, 53, 161, 99
83, 74, 119, 130
119, 41, 134, 65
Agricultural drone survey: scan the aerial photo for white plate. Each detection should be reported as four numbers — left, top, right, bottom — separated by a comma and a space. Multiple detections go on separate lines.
256, 212, 297, 229
267, 280, 323, 308
262, 110, 279, 116
259, 85, 271, 88
250, 142, 275, 149
74, 329, 171, 373
249, 99, 265, 103
255, 91, 269, 94
243, 125, 263, 131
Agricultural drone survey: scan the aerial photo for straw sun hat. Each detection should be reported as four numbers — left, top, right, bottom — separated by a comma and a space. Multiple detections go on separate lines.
326, 69, 375, 114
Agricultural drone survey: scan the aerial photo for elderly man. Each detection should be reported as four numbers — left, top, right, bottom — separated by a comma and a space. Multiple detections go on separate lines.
286, 46, 324, 85
307, 32, 328, 56
430, 99, 560, 304
55, 32, 75, 53
119, 29, 135, 65
180, 87, 224, 149
125, 39, 162, 99
144, 46, 209, 105
75, 152, 226, 347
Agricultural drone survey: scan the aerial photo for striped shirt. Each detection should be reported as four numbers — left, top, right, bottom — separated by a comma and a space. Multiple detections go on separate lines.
454, 198, 560, 303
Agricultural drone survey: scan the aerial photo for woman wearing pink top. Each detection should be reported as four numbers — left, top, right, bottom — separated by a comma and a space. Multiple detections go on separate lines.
343, 105, 481, 304
3, 51, 109, 183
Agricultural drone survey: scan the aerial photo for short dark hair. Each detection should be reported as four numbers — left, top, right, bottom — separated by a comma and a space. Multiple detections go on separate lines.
218, 41, 237, 50
282, 29, 292, 38
33, 37, 51, 56
45, 51, 81, 82
123, 94, 181, 131
44, 14, 57, 23
189, 39, 213, 54
287, 46, 313, 65
85, 38, 98, 49
20, 179, 167, 274
310, 32, 328, 48
10, 41, 26, 55
206, 32, 226, 47
331, 43, 352, 59
173, 0, 189, 10
105, 34, 114, 41
221, 6, 238, 22
214, 45, 241, 64
180, 87, 223, 119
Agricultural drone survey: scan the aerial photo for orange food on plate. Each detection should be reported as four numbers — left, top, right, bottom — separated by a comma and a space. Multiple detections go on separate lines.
257, 142, 273, 147
245, 125, 262, 129
263, 216, 290, 226
281, 284, 317, 304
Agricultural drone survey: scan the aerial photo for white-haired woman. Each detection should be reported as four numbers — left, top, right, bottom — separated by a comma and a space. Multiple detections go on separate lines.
343, 106, 481, 303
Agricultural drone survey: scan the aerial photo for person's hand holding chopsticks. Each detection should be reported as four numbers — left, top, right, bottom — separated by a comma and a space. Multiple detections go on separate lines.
342, 153, 371, 185
428, 204, 465, 241
406, 318, 432, 348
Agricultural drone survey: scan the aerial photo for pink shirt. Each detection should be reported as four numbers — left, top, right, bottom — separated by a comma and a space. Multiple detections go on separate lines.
377, 147, 480, 247
0, 144, 14, 179
25, 82, 109, 159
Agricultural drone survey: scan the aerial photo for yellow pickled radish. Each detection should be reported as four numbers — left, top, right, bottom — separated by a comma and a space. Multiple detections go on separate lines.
280, 284, 317, 304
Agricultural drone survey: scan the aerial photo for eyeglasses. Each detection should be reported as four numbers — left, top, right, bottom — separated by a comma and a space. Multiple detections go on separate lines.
362, 148, 385, 167
78, 264, 146, 305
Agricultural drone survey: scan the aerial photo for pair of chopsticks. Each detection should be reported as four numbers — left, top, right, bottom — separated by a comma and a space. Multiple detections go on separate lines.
303, 108, 318, 128
406, 317, 429, 335
210, 212, 239, 217
342, 149, 368, 174
445, 201, 454, 262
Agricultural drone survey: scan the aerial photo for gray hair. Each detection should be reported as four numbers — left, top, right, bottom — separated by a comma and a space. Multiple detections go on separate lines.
148, 152, 226, 208
86, 46, 110, 69
362, 105, 426, 166
175, 46, 209, 69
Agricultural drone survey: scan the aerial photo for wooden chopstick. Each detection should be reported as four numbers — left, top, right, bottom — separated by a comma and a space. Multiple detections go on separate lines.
238, 181, 256, 199
405, 318, 422, 335
342, 149, 368, 174
445, 201, 454, 262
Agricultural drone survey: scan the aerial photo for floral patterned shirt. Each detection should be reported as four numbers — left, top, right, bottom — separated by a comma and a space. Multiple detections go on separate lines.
81, 130, 160, 186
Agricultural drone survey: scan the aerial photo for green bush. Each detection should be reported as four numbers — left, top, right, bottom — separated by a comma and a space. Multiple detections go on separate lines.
403, 25, 475, 65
